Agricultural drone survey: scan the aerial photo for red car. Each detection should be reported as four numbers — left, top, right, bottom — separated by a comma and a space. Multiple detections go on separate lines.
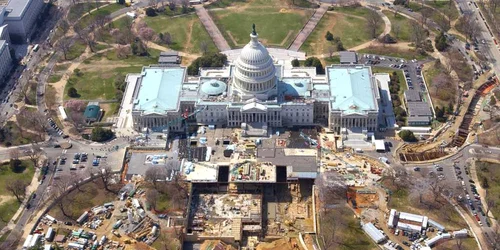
475, 215, 480, 221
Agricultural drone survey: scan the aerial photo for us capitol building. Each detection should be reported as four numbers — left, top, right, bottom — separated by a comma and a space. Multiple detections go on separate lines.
128, 26, 381, 135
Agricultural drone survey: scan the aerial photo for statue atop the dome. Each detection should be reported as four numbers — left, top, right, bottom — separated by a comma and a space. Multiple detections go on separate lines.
252, 23, 256, 35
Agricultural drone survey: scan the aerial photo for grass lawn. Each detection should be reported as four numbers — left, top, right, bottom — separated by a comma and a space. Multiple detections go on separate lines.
101, 103, 120, 120
49, 63, 71, 83
209, 1, 312, 48
65, 49, 159, 101
49, 179, 121, 221
144, 14, 217, 54
0, 200, 21, 230
78, 4, 125, 28
323, 56, 341, 65
0, 121, 43, 146
319, 206, 377, 250
68, 2, 105, 23
359, 45, 428, 60
0, 160, 35, 229
384, 180, 467, 230
0, 161, 35, 196
60, 41, 87, 62
383, 11, 413, 42
371, 66, 407, 95
301, 8, 383, 55
476, 161, 500, 220
426, 0, 459, 21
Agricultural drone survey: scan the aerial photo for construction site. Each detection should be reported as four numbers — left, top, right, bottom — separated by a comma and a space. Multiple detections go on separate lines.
28, 195, 161, 250
398, 78, 498, 162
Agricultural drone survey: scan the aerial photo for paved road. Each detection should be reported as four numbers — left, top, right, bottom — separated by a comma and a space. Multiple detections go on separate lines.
195, 6, 231, 52
288, 4, 328, 52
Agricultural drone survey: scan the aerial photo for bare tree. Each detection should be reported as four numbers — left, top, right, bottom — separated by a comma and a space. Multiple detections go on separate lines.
458, 13, 480, 42
163, 32, 173, 46
138, 27, 156, 52
51, 177, 75, 218
485, 196, 496, 218
27, 144, 43, 169
9, 148, 21, 160
491, 0, 500, 12
316, 172, 347, 210
420, 8, 432, 27
393, 23, 401, 40
116, 45, 132, 59
57, 37, 72, 60
328, 46, 335, 57
199, 40, 208, 54
435, 11, 451, 32
366, 10, 381, 38
145, 167, 167, 189
98, 165, 114, 192
410, 20, 427, 49
6, 179, 29, 203
145, 189, 159, 210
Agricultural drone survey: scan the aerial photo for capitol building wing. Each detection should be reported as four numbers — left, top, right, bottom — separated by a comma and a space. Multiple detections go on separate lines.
128, 28, 381, 135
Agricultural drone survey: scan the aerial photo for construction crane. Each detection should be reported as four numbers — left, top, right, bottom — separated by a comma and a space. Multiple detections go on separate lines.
299, 131, 319, 147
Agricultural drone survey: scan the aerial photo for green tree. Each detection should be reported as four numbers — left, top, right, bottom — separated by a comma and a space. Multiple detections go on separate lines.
435, 32, 448, 51
399, 130, 417, 142
9, 159, 25, 173
446, 101, 454, 114
325, 31, 334, 41
188, 53, 228, 75
482, 177, 489, 188
291, 59, 300, 67
145, 7, 157, 16
490, 96, 497, 106
91, 127, 115, 142
336, 40, 345, 51
67, 87, 79, 98
304, 57, 324, 74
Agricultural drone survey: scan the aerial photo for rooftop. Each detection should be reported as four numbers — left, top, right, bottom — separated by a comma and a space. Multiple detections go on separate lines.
339, 51, 358, 64
83, 105, 100, 119
327, 65, 377, 114
5, 0, 32, 18
405, 89, 421, 102
134, 67, 184, 114
256, 148, 317, 173
407, 102, 432, 117
127, 152, 181, 179
279, 78, 311, 98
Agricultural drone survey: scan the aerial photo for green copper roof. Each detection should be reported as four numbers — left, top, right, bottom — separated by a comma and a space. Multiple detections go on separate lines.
328, 66, 377, 114
135, 67, 184, 114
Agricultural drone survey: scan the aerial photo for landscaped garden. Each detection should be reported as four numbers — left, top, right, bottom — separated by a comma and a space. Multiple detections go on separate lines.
209, 0, 313, 48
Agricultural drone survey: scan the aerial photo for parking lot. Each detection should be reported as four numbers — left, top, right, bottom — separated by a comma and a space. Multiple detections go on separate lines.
359, 54, 434, 119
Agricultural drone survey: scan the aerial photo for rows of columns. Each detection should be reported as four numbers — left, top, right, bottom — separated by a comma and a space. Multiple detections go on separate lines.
242, 112, 267, 123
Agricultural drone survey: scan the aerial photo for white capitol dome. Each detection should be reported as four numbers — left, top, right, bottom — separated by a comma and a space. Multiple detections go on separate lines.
234, 26, 276, 94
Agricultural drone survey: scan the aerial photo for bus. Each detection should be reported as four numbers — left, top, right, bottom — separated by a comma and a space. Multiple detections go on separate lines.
32, 44, 39, 52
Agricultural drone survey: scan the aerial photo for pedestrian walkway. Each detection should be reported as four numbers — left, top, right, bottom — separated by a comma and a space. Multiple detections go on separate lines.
195, 6, 231, 52
288, 4, 328, 52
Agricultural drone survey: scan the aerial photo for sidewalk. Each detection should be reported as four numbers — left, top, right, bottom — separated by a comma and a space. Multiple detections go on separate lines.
195, 5, 231, 52
0, 167, 41, 238
288, 4, 328, 52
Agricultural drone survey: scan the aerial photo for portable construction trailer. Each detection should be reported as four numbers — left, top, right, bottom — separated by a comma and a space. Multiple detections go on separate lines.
45, 227, 55, 242
22, 235, 34, 249
76, 211, 89, 225
362, 223, 386, 244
